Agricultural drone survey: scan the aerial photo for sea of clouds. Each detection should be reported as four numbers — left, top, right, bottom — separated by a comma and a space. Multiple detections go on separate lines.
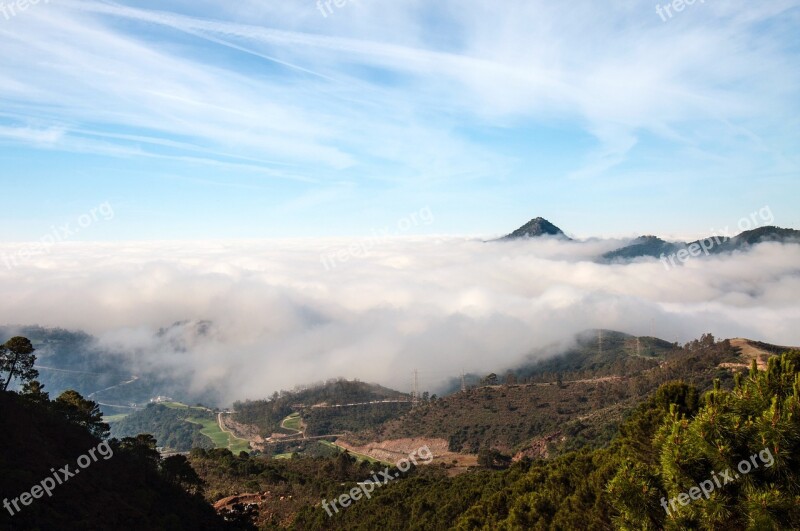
0, 237, 798, 402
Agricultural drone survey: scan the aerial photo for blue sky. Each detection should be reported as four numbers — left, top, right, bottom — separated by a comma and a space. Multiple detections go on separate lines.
0, 0, 798, 241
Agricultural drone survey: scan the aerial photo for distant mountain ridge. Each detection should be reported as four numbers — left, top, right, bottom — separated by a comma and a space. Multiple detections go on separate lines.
498, 217, 800, 262
607, 225, 800, 262
695, 226, 800, 254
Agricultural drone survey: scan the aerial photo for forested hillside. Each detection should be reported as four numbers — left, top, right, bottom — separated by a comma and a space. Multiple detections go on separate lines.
233, 379, 409, 437
5, 330, 794, 530
513, 330, 676, 380
351, 334, 737, 456
289, 350, 800, 529
190, 447, 405, 528
0, 390, 236, 530
111, 403, 217, 452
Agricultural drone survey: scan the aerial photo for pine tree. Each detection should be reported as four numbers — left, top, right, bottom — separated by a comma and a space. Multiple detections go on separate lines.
610, 351, 800, 530
0, 336, 38, 391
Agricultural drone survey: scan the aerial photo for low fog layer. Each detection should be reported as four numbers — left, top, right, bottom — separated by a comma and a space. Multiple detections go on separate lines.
0, 237, 798, 402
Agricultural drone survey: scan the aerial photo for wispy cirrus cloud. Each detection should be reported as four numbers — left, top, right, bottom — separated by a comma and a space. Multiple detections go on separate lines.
0, 0, 798, 237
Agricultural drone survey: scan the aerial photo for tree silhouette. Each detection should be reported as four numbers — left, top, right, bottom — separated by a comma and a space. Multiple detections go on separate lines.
1, 336, 38, 392
21, 379, 49, 404
162, 455, 205, 495
118, 433, 162, 470
55, 389, 110, 438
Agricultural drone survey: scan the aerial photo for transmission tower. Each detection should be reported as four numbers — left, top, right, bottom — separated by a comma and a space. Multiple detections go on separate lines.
461, 371, 466, 393
412, 369, 419, 406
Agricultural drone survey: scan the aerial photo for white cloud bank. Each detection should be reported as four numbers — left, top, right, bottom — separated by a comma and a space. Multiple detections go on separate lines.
0, 238, 798, 402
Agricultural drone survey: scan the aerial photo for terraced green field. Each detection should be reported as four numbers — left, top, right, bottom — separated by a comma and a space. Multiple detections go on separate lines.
282, 412, 302, 431
186, 415, 251, 454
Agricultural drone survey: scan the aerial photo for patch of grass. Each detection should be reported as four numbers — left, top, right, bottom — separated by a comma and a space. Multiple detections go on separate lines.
282, 412, 302, 431
162, 401, 212, 412
186, 416, 251, 454
162, 402, 190, 409
230, 442, 251, 453
229, 439, 251, 454
103, 414, 129, 423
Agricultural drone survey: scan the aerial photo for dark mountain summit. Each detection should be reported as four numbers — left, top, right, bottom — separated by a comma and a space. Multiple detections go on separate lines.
602, 235, 685, 262
502, 217, 570, 240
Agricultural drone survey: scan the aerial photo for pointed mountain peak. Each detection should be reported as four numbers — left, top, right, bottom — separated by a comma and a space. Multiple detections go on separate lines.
503, 217, 569, 240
